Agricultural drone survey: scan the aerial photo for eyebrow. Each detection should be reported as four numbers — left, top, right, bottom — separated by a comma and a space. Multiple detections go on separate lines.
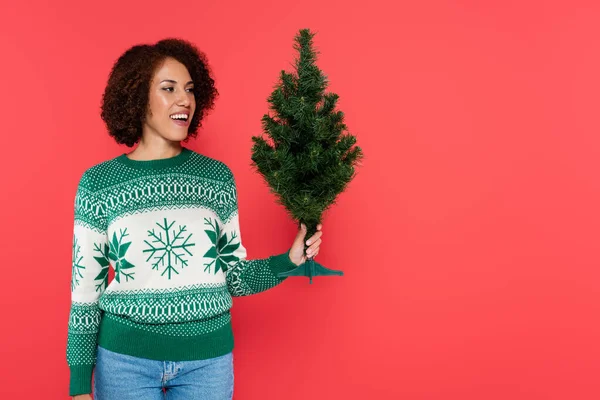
160, 80, 194, 85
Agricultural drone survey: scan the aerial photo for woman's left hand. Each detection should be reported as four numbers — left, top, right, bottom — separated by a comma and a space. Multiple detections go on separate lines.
289, 223, 323, 266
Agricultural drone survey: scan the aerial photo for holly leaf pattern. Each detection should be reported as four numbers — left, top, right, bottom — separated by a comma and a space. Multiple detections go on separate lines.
109, 228, 136, 283
203, 217, 240, 274
93, 242, 110, 292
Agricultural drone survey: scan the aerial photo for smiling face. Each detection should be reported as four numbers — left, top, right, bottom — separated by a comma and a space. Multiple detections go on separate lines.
143, 57, 196, 143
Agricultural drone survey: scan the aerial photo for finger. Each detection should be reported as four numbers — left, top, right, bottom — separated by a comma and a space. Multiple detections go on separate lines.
296, 224, 308, 239
298, 223, 307, 234
307, 239, 322, 251
306, 231, 322, 246
307, 244, 320, 256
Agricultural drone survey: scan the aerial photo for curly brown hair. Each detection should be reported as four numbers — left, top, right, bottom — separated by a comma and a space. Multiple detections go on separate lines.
100, 38, 218, 147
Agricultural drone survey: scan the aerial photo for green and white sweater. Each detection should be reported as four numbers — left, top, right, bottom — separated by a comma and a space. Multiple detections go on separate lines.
67, 147, 297, 396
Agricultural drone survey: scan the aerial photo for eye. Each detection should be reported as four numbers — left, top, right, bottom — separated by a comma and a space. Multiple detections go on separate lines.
186, 87, 195, 93
163, 87, 174, 92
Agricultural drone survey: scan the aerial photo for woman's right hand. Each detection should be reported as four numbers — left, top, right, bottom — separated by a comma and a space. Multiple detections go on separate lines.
72, 395, 92, 400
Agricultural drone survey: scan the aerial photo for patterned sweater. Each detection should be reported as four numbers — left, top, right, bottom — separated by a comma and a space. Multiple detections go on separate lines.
67, 147, 297, 396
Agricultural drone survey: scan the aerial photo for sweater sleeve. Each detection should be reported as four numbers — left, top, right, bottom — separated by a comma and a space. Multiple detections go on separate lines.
66, 171, 109, 396
218, 173, 298, 297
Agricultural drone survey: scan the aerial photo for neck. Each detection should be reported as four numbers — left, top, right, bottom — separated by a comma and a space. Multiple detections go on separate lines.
127, 137, 183, 161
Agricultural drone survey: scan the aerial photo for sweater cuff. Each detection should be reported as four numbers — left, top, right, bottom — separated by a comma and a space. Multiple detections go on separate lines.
268, 250, 299, 277
69, 364, 94, 396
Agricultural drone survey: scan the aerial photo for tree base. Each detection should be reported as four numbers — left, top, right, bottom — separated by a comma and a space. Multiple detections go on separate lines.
277, 259, 344, 284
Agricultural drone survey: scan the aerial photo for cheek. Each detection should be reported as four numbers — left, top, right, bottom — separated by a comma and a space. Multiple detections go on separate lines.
148, 92, 170, 117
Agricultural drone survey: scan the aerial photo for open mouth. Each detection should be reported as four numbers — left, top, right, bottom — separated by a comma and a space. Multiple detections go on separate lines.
170, 113, 190, 125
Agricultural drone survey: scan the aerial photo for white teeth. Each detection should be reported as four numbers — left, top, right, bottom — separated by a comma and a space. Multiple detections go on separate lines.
170, 114, 188, 121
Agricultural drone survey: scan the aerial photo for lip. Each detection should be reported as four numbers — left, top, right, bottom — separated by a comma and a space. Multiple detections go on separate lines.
171, 118, 190, 127
169, 111, 190, 127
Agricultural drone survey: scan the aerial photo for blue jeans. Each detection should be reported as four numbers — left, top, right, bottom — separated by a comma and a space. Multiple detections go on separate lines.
93, 346, 234, 400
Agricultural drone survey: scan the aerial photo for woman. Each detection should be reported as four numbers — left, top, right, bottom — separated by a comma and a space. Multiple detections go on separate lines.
67, 38, 323, 400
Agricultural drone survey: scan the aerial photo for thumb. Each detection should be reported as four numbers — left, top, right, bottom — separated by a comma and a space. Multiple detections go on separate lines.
296, 223, 307, 240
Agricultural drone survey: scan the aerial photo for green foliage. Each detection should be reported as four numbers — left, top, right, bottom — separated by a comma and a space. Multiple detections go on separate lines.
251, 29, 364, 240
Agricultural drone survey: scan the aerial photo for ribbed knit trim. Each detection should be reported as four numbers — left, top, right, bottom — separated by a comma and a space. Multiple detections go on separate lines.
97, 314, 234, 361
116, 147, 192, 170
69, 364, 94, 396
268, 250, 300, 276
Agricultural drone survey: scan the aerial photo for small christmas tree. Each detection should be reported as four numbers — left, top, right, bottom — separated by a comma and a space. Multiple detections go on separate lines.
251, 28, 364, 283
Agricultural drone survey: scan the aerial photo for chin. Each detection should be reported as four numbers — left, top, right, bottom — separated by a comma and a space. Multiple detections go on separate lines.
163, 131, 189, 142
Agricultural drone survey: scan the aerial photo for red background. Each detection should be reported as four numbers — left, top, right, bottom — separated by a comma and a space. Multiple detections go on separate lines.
1, 0, 599, 398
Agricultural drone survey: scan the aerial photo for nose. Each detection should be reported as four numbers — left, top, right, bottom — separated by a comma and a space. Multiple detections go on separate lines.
176, 90, 191, 107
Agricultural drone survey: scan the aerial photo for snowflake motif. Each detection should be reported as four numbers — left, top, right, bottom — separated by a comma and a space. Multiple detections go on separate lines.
108, 228, 136, 283
203, 217, 240, 274
143, 218, 195, 279
71, 236, 85, 291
